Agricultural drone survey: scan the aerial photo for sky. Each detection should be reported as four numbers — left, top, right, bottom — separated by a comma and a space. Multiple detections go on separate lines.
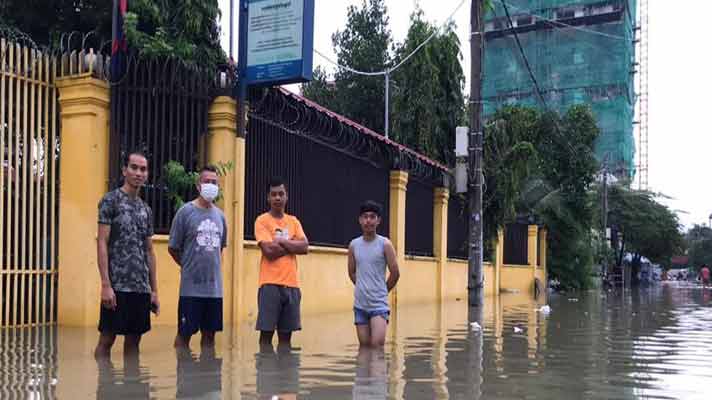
216, 0, 710, 229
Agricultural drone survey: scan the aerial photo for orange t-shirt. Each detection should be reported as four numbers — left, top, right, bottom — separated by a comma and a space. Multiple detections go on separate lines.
254, 212, 306, 288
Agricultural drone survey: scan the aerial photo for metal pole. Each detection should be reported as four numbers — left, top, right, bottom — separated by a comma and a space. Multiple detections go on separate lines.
229, 0, 235, 59
602, 164, 608, 277
384, 72, 390, 138
468, 0, 484, 307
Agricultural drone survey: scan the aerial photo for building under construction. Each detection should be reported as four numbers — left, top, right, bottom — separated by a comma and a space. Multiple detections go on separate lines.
483, 0, 638, 178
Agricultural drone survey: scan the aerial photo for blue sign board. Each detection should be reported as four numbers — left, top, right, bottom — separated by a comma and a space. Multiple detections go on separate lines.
239, 0, 314, 87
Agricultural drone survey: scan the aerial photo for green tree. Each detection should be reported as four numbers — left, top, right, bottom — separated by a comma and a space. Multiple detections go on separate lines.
0, 0, 225, 68
686, 224, 712, 269
606, 186, 685, 284
125, 0, 225, 68
0, 0, 112, 47
329, 0, 392, 133
501, 105, 600, 289
482, 106, 537, 246
301, 66, 337, 107
390, 10, 465, 165
533, 107, 600, 289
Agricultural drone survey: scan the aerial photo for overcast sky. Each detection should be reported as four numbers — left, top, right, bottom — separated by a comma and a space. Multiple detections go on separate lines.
217, 0, 710, 229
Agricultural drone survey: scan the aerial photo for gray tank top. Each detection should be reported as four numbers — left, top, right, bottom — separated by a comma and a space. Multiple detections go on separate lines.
351, 235, 389, 312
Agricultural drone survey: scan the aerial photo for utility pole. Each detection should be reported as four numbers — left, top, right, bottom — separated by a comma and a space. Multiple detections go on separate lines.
229, 0, 235, 59
602, 163, 608, 277
468, 0, 484, 307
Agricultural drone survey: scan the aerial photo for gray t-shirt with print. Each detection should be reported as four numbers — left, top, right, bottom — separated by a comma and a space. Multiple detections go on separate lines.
168, 202, 227, 298
98, 188, 154, 294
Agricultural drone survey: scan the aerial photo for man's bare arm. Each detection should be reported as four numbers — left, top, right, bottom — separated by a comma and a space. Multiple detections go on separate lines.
259, 241, 288, 260
97, 224, 116, 309
146, 237, 160, 315
347, 245, 356, 284
384, 240, 400, 292
278, 237, 309, 255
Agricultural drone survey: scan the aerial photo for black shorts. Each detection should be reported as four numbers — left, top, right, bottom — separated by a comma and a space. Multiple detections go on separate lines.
98, 291, 151, 335
178, 296, 223, 337
256, 284, 301, 333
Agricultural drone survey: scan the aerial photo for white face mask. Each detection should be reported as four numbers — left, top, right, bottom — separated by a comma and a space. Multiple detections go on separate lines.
200, 183, 219, 202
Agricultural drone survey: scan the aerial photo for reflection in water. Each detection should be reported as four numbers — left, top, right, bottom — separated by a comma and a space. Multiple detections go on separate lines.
176, 347, 222, 399
96, 355, 150, 399
353, 347, 387, 399
255, 345, 300, 399
1, 284, 712, 399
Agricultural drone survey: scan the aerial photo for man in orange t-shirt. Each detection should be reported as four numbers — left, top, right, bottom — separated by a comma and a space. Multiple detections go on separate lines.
254, 176, 309, 347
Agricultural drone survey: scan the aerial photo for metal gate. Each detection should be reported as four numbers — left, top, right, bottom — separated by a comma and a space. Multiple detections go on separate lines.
0, 39, 60, 327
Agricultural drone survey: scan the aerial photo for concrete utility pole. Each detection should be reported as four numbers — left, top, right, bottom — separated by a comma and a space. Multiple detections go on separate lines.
468, 0, 484, 307
602, 163, 608, 276
229, 0, 235, 59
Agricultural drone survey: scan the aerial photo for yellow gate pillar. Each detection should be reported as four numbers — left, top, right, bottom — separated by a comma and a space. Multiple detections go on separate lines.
206, 96, 243, 328
389, 170, 408, 310
433, 187, 449, 300
527, 224, 539, 290
539, 227, 548, 284
55, 75, 110, 326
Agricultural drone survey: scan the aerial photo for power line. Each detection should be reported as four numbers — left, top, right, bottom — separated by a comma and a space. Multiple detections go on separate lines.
500, 1, 627, 40
499, 1, 548, 108
313, 0, 467, 77
499, 0, 577, 157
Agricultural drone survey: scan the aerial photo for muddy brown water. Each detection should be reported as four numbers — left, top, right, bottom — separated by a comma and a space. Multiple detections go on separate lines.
1, 282, 711, 399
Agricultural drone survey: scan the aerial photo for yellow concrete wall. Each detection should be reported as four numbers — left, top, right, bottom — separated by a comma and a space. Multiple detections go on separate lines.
501, 265, 534, 293
442, 260, 495, 298
56, 75, 110, 327
535, 268, 546, 285
53, 76, 547, 327
240, 242, 355, 325
399, 257, 439, 305
151, 236, 181, 326
443, 260, 467, 299
485, 263, 495, 296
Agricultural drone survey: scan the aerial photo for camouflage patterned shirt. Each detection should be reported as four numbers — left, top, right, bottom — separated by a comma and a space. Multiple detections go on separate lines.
98, 188, 154, 293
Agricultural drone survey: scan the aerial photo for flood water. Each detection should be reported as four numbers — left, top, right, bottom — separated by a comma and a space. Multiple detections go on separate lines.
2, 282, 712, 399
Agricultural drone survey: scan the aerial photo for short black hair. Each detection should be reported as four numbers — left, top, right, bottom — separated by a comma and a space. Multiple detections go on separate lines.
123, 149, 147, 167
200, 165, 218, 175
359, 200, 382, 217
267, 176, 286, 193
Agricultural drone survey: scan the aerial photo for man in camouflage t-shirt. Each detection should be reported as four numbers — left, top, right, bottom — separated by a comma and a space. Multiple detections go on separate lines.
95, 151, 159, 358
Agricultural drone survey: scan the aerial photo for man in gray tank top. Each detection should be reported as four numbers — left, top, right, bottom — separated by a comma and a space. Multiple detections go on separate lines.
348, 201, 400, 347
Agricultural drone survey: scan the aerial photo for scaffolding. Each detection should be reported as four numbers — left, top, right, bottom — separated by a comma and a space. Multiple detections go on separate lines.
483, 0, 637, 177
635, 0, 649, 190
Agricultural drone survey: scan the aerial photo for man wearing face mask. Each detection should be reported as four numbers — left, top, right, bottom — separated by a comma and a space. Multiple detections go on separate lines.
168, 165, 228, 348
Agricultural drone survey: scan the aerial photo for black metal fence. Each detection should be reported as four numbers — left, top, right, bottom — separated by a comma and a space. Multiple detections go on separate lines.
405, 178, 434, 256
447, 194, 468, 259
503, 223, 529, 265
245, 87, 446, 247
109, 57, 226, 233
537, 227, 541, 266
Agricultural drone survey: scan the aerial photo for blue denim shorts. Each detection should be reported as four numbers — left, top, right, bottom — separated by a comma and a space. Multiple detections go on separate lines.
354, 307, 390, 325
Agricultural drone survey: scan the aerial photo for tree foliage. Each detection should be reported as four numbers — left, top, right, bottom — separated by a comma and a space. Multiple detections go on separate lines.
606, 186, 685, 282
490, 105, 600, 289
301, 2, 465, 166
685, 225, 712, 270
328, 0, 392, 133
391, 10, 465, 165
124, 0, 225, 68
0, 0, 112, 47
0, 0, 225, 68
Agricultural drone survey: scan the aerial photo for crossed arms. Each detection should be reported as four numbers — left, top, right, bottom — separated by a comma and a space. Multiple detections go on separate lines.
259, 236, 309, 261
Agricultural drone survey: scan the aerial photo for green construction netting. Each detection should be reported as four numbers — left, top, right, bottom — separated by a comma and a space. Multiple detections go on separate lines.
483, 0, 637, 176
